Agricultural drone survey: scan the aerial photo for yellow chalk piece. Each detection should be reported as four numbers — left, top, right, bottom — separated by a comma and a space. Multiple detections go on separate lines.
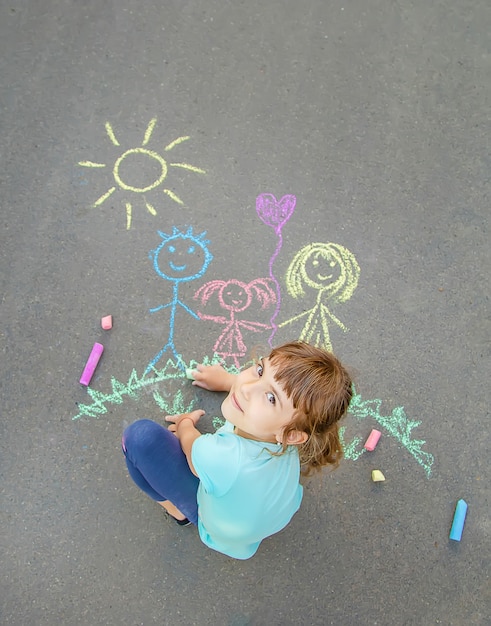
105, 122, 120, 146
142, 118, 157, 146
165, 136, 190, 151
371, 470, 386, 482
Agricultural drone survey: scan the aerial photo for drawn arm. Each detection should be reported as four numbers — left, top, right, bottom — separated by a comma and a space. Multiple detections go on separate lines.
176, 299, 200, 320
197, 312, 228, 324
237, 320, 271, 332
323, 305, 349, 332
149, 303, 172, 313
278, 308, 312, 328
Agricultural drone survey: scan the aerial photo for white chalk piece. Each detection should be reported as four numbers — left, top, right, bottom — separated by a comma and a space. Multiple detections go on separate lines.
80, 342, 104, 386
185, 368, 195, 380
449, 499, 468, 541
101, 315, 113, 330
364, 429, 382, 451
371, 469, 385, 482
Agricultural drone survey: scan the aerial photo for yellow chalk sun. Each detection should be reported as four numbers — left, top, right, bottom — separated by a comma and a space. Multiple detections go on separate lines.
79, 118, 206, 229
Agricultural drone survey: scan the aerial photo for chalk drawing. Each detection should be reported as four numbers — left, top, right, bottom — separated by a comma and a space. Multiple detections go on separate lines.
145, 227, 213, 373
346, 389, 435, 477
194, 278, 276, 367
279, 242, 360, 353
256, 194, 297, 346
339, 429, 367, 461
73, 354, 239, 420
73, 358, 434, 476
78, 118, 206, 229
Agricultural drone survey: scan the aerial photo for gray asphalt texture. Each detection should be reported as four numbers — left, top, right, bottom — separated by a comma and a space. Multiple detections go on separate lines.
1, 1, 490, 625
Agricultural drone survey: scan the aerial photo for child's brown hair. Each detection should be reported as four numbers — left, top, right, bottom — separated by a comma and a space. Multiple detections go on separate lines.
269, 341, 352, 475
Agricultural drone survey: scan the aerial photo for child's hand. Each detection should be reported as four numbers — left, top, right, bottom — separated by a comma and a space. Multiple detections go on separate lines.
165, 409, 205, 434
190, 364, 236, 392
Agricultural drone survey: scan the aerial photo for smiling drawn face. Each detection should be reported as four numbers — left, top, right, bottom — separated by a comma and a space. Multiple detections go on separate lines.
286, 242, 361, 303
152, 231, 212, 282
304, 249, 342, 290
219, 280, 251, 312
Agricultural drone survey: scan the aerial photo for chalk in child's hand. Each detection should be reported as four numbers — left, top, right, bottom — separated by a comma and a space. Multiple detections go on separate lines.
80, 342, 104, 386
101, 315, 113, 330
185, 367, 195, 380
364, 429, 382, 451
371, 469, 385, 482
449, 499, 468, 541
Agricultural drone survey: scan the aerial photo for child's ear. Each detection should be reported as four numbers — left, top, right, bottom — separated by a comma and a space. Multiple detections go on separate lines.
284, 430, 309, 445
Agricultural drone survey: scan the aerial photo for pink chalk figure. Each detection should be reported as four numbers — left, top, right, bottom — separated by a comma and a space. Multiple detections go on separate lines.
194, 278, 277, 368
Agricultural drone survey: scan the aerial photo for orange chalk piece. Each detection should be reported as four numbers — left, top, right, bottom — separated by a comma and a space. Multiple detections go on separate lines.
364, 429, 382, 451
101, 315, 113, 330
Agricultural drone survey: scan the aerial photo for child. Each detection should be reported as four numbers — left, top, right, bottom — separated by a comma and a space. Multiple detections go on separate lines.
122, 341, 353, 560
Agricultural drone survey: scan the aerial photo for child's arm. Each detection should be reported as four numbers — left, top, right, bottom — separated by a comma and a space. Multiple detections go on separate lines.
190, 364, 236, 392
165, 409, 204, 476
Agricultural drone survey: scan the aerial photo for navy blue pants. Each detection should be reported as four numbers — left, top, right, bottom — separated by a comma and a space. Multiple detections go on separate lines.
122, 419, 199, 525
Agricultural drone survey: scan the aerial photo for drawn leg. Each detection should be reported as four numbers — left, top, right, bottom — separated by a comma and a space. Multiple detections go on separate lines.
144, 342, 173, 374
170, 343, 186, 370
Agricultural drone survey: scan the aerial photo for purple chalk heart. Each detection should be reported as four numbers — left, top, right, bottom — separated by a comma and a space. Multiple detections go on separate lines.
256, 193, 296, 231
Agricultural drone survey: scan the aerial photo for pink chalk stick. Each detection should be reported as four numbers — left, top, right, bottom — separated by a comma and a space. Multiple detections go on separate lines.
364, 429, 382, 451
80, 342, 104, 386
101, 315, 113, 330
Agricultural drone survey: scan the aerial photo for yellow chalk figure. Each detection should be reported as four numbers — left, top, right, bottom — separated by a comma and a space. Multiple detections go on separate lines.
279, 242, 360, 352
79, 118, 206, 229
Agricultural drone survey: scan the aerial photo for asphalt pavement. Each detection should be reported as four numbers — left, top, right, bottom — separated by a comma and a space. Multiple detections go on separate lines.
1, 1, 489, 624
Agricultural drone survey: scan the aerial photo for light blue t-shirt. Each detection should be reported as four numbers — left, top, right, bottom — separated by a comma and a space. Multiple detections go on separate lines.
191, 421, 303, 559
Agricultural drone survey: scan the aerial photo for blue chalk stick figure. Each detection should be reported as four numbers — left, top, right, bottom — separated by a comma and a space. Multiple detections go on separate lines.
145, 227, 213, 373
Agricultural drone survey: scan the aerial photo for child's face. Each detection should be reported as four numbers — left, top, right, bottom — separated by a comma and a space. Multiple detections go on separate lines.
221, 358, 296, 444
